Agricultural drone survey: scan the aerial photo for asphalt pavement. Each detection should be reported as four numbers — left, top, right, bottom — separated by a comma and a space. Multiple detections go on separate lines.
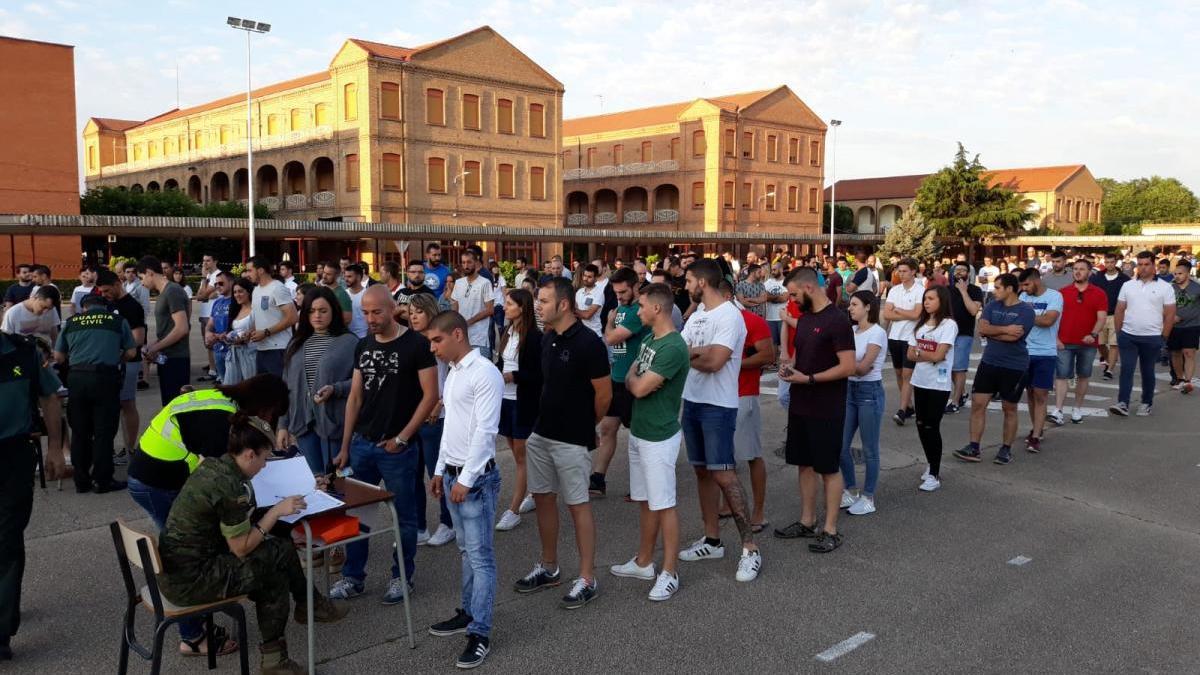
14, 325, 1200, 674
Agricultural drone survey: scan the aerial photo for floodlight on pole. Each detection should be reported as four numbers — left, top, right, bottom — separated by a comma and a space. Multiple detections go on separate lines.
228, 16, 271, 257
828, 119, 842, 258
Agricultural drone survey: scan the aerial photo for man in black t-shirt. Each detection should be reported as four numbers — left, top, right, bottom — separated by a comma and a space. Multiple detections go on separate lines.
395, 260, 434, 324
3, 263, 33, 309
334, 285, 439, 605
947, 264, 984, 411
97, 270, 146, 460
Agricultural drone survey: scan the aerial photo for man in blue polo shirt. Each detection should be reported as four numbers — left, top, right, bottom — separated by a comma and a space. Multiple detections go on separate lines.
1017, 268, 1062, 453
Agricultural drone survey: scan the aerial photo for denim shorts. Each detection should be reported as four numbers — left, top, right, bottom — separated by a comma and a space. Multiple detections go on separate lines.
1027, 355, 1057, 390
952, 335, 974, 372
1056, 345, 1097, 379
498, 397, 532, 440
681, 400, 737, 471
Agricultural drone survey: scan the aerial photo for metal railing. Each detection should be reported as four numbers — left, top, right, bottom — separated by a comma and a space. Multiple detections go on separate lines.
99, 126, 336, 177
564, 160, 679, 181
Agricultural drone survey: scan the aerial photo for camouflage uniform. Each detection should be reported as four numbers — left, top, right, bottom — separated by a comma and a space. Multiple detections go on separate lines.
157, 455, 305, 643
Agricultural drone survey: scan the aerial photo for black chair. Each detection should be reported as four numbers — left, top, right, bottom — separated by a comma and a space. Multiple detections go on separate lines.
110, 521, 250, 675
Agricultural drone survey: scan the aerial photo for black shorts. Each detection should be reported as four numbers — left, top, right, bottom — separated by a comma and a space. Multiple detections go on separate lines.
784, 414, 844, 474
1167, 326, 1200, 351
888, 339, 915, 371
606, 380, 633, 428
971, 361, 1028, 404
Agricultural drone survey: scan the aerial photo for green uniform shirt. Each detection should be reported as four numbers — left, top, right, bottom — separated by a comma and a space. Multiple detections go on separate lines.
629, 331, 689, 442
54, 306, 135, 367
158, 455, 256, 593
0, 334, 61, 440
610, 301, 648, 384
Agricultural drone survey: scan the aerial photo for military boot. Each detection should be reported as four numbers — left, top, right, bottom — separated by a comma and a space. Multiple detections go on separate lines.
293, 592, 349, 625
259, 639, 304, 675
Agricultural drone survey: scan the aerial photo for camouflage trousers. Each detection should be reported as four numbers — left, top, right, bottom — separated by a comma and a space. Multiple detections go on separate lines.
161, 537, 306, 643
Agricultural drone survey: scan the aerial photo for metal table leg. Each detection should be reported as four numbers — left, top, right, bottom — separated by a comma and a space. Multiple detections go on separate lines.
386, 501, 415, 649
301, 520, 315, 674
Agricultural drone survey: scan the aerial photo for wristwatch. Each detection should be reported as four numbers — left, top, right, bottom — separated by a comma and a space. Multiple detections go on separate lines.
264, 327, 272, 337
1089, 332, 1099, 339
808, 373, 816, 385
392, 435, 409, 450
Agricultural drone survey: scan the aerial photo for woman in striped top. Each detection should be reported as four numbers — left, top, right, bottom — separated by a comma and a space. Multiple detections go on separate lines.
278, 286, 360, 475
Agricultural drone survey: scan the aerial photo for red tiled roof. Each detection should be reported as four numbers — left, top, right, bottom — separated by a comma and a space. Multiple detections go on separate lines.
983, 165, 1084, 192
346, 38, 418, 61
563, 88, 778, 137
825, 165, 1088, 200
90, 117, 142, 132
140, 72, 331, 127
824, 174, 928, 201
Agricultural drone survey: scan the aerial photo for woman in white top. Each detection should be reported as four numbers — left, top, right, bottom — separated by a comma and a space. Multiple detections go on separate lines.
408, 293, 455, 547
906, 285, 959, 492
494, 289, 541, 532
222, 278, 257, 385
839, 291, 888, 516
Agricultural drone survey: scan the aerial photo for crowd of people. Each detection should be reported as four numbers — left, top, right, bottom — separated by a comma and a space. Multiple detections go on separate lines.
0, 242, 1195, 670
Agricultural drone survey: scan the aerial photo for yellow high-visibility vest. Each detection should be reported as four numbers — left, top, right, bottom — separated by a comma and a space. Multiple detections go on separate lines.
139, 390, 238, 473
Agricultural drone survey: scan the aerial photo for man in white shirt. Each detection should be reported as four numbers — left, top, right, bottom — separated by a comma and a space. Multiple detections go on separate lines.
278, 260, 299, 297
763, 263, 788, 353
676, 259, 761, 583
1110, 251, 1177, 417
574, 264, 604, 337
245, 255, 297, 378
450, 249, 494, 358
427, 311, 503, 669
343, 263, 369, 338
68, 264, 97, 317
977, 256, 1000, 300
0, 286, 60, 344
194, 254, 221, 381
883, 259, 924, 424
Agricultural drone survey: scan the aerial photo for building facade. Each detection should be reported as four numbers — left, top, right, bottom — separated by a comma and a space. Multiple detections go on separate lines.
83, 26, 564, 242
562, 86, 827, 234
0, 36, 83, 277
827, 164, 1104, 234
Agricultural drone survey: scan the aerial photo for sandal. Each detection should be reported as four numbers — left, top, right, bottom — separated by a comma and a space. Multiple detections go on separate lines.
808, 531, 844, 553
773, 521, 818, 539
750, 521, 769, 534
180, 625, 239, 657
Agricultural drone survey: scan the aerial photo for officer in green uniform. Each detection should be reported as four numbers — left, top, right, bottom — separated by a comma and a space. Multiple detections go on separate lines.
0, 331, 63, 661
53, 293, 136, 493
158, 414, 347, 674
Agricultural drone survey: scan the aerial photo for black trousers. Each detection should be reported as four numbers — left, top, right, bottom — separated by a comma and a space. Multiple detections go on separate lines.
67, 369, 121, 489
0, 437, 35, 643
913, 386, 950, 477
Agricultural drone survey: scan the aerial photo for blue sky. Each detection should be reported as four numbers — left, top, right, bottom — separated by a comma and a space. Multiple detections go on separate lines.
5, 0, 1198, 192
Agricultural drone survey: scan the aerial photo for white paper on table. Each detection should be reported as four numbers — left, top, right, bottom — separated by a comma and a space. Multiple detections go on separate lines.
251, 456, 344, 523
278, 490, 344, 524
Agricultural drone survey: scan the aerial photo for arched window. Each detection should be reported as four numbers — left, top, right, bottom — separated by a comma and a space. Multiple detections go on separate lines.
132, 143, 144, 161
267, 115, 281, 136
724, 128, 735, 156
382, 153, 401, 189
463, 94, 480, 130
723, 181, 734, 207
529, 102, 545, 138
464, 160, 481, 196
315, 103, 330, 126
765, 183, 776, 210
426, 89, 444, 126
345, 154, 359, 191
164, 137, 175, 156
497, 98, 514, 134
380, 82, 400, 120
692, 130, 705, 157
691, 181, 705, 208
530, 166, 545, 200
427, 157, 446, 193
87, 145, 97, 170
219, 126, 231, 145
498, 163, 514, 198
641, 141, 652, 162
343, 82, 358, 121
291, 109, 305, 130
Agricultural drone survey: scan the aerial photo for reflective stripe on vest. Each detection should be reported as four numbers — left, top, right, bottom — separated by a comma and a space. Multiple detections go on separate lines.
139, 390, 238, 473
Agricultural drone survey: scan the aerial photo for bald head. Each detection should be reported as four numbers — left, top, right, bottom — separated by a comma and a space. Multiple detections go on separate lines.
361, 284, 397, 335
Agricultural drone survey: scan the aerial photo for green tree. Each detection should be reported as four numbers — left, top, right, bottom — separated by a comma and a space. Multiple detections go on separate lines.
1097, 176, 1199, 227
876, 206, 940, 262
822, 204, 854, 234
80, 186, 269, 219
913, 143, 1032, 242
1076, 221, 1105, 235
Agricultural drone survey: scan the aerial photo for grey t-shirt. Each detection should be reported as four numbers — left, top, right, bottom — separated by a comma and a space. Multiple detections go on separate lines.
1042, 270, 1072, 291
155, 281, 192, 358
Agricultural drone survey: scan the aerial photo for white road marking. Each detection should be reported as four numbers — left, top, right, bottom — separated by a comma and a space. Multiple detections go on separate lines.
815, 632, 876, 662
1008, 555, 1033, 566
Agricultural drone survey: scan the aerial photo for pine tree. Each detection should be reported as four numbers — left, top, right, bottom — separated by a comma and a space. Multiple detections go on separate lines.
877, 206, 940, 262
914, 143, 1031, 243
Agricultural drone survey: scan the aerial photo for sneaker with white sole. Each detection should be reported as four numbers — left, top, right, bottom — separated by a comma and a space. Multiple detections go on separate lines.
428, 524, 456, 546
518, 494, 536, 514
678, 537, 725, 562
417, 529, 431, 546
735, 548, 762, 582
381, 577, 413, 605
1047, 409, 1064, 426
560, 577, 597, 609
919, 475, 941, 492
921, 465, 932, 481
609, 557, 655, 580
328, 577, 364, 600
847, 495, 876, 515
494, 510, 521, 531
1109, 402, 1129, 416
839, 489, 857, 509
648, 571, 679, 601
1136, 403, 1152, 416
1070, 408, 1084, 424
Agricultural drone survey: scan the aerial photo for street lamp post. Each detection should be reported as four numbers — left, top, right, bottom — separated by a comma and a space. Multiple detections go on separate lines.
228, 17, 271, 257
828, 119, 841, 258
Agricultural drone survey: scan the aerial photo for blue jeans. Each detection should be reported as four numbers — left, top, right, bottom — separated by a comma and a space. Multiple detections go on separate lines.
839, 380, 885, 496
444, 467, 500, 638
212, 348, 228, 382
681, 400, 737, 471
1117, 332, 1163, 406
767, 320, 781, 348
297, 430, 338, 475
415, 419, 452, 532
255, 349, 285, 378
127, 476, 202, 641
341, 434, 419, 585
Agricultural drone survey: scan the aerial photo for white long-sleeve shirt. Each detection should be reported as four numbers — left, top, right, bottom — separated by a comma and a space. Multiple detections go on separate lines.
436, 347, 503, 488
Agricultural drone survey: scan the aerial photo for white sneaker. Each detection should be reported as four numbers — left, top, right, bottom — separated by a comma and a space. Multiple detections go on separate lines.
494, 510, 521, 531
1070, 408, 1084, 424
1136, 403, 1152, 417
839, 489, 857, 509
847, 495, 876, 515
518, 494, 536, 514
678, 537, 725, 562
648, 571, 679, 601
921, 465, 932, 481
1047, 408, 1064, 426
609, 556, 656, 580
919, 475, 941, 492
416, 529, 431, 546
427, 524, 456, 546
735, 548, 762, 582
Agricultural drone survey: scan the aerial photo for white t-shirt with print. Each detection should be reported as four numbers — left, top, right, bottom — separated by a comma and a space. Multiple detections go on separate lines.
575, 284, 605, 337
907, 318, 959, 391
451, 275, 493, 348
849, 323, 888, 382
977, 265, 999, 293
763, 277, 786, 322
680, 300, 746, 409
885, 280, 926, 342
251, 279, 294, 351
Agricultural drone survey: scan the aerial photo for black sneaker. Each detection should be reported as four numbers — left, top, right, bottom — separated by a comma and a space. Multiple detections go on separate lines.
944, 403, 960, 414
588, 473, 606, 497
430, 608, 472, 637
456, 634, 490, 669
560, 577, 597, 609
1102, 367, 1113, 380
993, 446, 1013, 465
953, 445, 982, 462
892, 409, 908, 426
513, 562, 561, 593
112, 449, 128, 466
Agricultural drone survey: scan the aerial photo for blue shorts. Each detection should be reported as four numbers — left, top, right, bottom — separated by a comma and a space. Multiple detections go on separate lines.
1027, 356, 1056, 390
952, 335, 974, 372
1056, 345, 1097, 379
681, 400, 737, 471
498, 398, 532, 440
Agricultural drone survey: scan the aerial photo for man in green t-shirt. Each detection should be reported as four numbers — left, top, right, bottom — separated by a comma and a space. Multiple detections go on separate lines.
589, 268, 650, 497
608, 282, 689, 602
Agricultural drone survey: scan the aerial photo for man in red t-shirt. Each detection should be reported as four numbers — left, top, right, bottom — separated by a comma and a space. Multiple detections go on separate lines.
719, 281, 775, 531
1051, 258, 1109, 424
